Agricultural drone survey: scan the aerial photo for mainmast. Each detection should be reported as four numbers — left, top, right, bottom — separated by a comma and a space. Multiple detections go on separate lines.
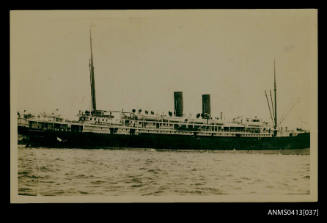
273, 59, 277, 132
264, 59, 278, 136
89, 29, 97, 112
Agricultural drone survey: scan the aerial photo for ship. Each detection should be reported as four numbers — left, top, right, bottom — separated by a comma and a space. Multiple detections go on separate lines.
17, 30, 310, 150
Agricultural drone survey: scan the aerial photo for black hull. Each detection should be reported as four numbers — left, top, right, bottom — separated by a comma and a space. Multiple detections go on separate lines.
18, 127, 310, 150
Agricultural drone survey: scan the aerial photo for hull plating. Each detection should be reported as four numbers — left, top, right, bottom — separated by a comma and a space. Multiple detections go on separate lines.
18, 127, 310, 150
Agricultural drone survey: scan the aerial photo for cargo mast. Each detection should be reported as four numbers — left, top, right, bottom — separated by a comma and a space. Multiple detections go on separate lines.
273, 59, 277, 134
89, 29, 97, 112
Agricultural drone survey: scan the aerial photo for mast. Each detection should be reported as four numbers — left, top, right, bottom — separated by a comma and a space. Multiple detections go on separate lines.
89, 29, 97, 112
269, 90, 275, 121
265, 90, 274, 123
273, 59, 277, 132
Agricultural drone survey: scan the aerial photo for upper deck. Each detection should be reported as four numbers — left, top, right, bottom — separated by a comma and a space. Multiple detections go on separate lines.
17, 110, 307, 138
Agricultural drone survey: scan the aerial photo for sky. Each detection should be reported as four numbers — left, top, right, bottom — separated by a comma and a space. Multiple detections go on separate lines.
11, 10, 317, 130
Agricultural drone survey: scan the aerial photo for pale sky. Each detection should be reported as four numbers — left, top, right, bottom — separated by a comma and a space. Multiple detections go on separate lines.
11, 10, 317, 130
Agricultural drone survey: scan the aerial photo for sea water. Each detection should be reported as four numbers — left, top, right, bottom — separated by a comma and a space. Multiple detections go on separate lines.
17, 146, 310, 196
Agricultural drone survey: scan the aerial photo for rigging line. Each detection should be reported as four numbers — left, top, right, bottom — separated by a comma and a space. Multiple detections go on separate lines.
265, 90, 274, 123
279, 98, 301, 126
269, 89, 275, 121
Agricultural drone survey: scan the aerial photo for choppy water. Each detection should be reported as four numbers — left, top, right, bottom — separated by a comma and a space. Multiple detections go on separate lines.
18, 146, 310, 196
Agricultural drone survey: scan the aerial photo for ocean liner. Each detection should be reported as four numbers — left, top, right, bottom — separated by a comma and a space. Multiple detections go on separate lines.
17, 31, 310, 150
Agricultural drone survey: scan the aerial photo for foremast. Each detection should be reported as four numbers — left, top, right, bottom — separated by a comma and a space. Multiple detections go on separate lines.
89, 29, 97, 113
273, 59, 278, 136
